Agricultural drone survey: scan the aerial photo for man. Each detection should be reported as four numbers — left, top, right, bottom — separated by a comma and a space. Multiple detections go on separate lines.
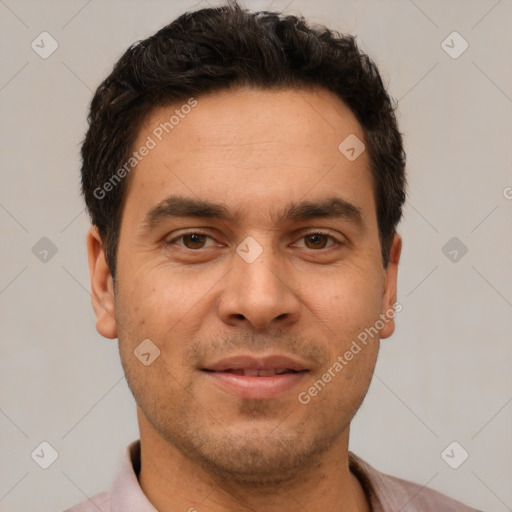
67, 2, 481, 511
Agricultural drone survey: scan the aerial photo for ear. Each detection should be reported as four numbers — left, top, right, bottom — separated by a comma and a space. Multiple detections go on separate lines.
380, 233, 402, 339
87, 225, 117, 339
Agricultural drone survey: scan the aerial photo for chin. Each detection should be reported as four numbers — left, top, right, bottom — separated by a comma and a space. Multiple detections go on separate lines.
170, 422, 336, 486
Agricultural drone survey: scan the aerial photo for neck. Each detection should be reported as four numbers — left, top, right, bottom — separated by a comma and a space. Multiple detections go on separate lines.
137, 413, 369, 512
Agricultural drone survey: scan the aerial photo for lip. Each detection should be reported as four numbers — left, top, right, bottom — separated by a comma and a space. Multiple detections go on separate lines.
201, 353, 310, 400
202, 354, 309, 372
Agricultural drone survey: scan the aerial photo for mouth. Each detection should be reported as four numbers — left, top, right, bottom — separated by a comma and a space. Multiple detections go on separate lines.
202, 368, 304, 376
200, 354, 310, 400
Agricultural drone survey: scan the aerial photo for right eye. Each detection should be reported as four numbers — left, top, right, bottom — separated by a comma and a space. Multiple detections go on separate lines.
166, 232, 219, 250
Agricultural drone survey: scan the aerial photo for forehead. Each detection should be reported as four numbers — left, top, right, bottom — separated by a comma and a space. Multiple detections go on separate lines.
123, 86, 375, 228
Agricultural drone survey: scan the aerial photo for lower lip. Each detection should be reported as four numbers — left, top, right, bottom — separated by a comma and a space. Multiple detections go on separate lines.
201, 371, 308, 400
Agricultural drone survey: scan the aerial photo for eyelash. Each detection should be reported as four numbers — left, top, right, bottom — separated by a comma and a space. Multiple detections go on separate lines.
166, 230, 342, 250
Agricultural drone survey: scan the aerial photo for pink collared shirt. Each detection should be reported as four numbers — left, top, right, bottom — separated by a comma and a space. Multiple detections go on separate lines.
65, 440, 481, 512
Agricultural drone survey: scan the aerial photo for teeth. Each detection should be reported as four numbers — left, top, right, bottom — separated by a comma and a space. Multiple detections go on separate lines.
258, 369, 278, 377
236, 368, 291, 376
221, 368, 299, 376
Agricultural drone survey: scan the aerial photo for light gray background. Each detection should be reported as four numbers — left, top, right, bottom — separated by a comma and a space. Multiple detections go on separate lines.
1, 0, 511, 511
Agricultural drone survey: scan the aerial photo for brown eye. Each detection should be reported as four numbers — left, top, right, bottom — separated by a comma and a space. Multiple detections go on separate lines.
296, 232, 338, 250
168, 233, 214, 250
304, 233, 329, 249
181, 233, 208, 249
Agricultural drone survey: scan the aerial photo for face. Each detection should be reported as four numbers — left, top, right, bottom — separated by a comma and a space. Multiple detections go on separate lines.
88, 86, 401, 484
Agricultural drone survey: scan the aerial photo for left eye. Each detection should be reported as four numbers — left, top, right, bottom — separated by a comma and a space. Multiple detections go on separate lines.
169, 232, 338, 250
293, 233, 338, 250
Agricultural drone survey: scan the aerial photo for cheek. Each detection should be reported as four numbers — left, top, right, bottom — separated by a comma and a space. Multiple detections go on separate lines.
314, 269, 384, 332
116, 269, 214, 380
308, 271, 383, 390
119, 266, 198, 327
115, 281, 192, 408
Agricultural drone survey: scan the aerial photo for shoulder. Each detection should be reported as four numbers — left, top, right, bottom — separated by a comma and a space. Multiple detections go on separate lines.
372, 470, 482, 512
349, 452, 483, 512
62, 489, 111, 512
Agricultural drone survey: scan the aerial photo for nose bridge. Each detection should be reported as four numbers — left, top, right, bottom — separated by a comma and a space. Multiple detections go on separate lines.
240, 255, 284, 304
218, 237, 300, 330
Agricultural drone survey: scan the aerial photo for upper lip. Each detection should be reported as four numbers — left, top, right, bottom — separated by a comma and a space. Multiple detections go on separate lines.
202, 353, 309, 372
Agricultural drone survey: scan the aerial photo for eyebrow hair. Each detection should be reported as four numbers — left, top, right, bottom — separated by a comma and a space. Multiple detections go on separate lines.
142, 194, 365, 231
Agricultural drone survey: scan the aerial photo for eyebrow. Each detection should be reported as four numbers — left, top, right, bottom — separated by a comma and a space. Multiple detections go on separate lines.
142, 194, 365, 231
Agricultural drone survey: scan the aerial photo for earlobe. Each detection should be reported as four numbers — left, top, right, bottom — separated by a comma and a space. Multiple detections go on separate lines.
87, 226, 117, 339
380, 233, 402, 340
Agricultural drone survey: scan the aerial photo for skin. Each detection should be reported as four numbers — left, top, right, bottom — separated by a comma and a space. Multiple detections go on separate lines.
87, 86, 402, 512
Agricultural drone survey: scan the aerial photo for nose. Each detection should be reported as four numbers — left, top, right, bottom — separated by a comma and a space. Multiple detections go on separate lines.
217, 247, 301, 332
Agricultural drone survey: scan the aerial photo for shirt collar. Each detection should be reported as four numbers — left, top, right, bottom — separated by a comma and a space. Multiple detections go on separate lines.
110, 440, 158, 512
